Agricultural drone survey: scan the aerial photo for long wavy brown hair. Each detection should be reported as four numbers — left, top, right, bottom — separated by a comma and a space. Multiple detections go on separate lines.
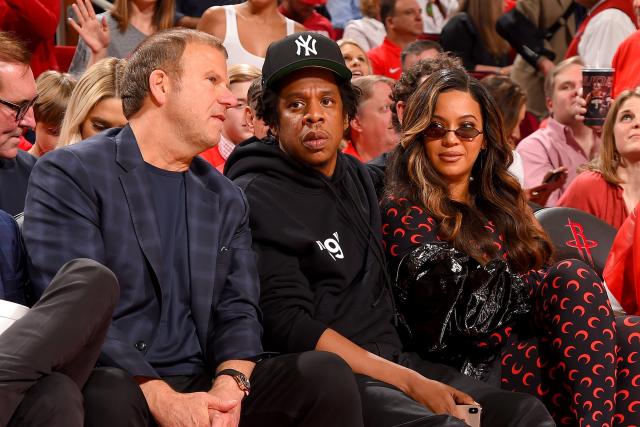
385, 68, 554, 273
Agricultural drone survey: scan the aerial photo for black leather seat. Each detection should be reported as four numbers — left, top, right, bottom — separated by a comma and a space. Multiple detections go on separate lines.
534, 207, 616, 277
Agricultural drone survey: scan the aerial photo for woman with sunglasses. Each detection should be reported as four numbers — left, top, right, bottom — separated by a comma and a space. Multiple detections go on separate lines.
381, 67, 640, 426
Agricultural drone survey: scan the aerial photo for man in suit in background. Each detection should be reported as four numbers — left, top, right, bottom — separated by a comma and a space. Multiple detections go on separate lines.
24, 28, 361, 427
0, 32, 37, 216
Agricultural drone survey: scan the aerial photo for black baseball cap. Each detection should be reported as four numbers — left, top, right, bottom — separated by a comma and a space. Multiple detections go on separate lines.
262, 32, 352, 89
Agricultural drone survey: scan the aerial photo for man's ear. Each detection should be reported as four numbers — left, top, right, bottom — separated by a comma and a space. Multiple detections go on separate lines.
148, 69, 170, 106
396, 101, 405, 125
244, 106, 255, 132
350, 115, 362, 133
545, 96, 553, 116
384, 14, 394, 31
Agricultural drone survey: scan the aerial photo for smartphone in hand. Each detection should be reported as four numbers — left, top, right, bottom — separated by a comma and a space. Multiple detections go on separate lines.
542, 168, 566, 184
457, 404, 481, 427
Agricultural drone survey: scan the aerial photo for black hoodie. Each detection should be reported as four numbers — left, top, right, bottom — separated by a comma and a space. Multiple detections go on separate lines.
226, 137, 402, 357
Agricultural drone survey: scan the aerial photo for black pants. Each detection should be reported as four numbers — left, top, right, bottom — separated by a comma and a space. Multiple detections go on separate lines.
82, 351, 364, 427
82, 351, 554, 427
352, 348, 555, 427
0, 259, 119, 427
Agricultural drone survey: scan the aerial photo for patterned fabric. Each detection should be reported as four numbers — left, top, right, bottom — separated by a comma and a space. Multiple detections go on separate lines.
217, 134, 236, 160
381, 196, 640, 426
23, 125, 263, 377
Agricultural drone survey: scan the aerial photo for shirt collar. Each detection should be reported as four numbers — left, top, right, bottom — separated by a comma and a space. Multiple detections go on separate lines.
382, 37, 402, 53
218, 134, 236, 160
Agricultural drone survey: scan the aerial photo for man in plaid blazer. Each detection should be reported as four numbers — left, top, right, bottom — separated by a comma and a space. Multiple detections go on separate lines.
23, 29, 361, 427
0, 210, 26, 305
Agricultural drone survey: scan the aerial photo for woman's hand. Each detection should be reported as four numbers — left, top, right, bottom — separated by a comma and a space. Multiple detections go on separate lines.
68, 0, 110, 56
526, 167, 568, 205
405, 373, 476, 419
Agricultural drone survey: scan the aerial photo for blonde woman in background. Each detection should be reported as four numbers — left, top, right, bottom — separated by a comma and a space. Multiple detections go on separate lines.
338, 39, 372, 78
58, 58, 127, 147
200, 63, 261, 171
343, 0, 386, 51
29, 71, 77, 158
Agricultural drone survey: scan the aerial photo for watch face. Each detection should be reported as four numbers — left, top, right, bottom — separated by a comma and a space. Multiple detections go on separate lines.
237, 375, 250, 390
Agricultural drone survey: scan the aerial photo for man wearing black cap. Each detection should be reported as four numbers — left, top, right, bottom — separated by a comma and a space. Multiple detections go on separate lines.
226, 32, 556, 426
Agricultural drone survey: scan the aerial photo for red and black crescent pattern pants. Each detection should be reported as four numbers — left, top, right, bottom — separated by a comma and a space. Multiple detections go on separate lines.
499, 260, 622, 427
381, 198, 640, 427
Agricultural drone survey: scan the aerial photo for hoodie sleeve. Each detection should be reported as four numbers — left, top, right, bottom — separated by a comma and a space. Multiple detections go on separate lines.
241, 178, 329, 353
253, 241, 329, 352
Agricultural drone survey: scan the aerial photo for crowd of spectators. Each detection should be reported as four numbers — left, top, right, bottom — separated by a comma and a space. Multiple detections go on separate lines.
3, 0, 640, 425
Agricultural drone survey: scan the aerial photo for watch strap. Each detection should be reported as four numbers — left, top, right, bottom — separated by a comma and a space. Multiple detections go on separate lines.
215, 368, 250, 396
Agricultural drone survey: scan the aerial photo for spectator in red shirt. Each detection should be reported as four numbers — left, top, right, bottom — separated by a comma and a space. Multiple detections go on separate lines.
611, 0, 640, 98
367, 0, 423, 80
279, 0, 336, 39
558, 87, 640, 229
201, 64, 262, 171
565, 0, 636, 68
344, 75, 398, 161
0, 0, 60, 78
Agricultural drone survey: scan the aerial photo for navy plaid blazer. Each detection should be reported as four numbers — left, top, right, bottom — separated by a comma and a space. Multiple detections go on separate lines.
0, 210, 27, 304
23, 125, 263, 377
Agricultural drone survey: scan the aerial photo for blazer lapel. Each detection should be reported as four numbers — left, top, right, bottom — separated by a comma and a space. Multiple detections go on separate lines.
116, 126, 166, 298
185, 170, 220, 352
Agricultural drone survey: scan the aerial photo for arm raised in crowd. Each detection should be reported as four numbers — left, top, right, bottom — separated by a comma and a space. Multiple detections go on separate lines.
67, 0, 110, 72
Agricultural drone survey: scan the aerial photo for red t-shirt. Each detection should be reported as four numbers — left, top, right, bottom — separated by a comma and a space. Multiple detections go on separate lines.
612, 30, 640, 98
367, 38, 402, 80
278, 5, 336, 40
0, 0, 60, 77
342, 141, 362, 161
200, 145, 226, 173
557, 170, 629, 229
18, 136, 32, 152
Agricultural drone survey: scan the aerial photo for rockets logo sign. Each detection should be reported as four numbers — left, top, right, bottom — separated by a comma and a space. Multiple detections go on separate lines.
565, 218, 598, 267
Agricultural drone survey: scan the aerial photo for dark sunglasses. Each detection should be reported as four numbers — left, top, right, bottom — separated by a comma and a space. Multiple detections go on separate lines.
424, 123, 483, 142
0, 95, 38, 122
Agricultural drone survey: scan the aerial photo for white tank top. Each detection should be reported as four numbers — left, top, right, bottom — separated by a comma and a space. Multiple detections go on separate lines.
223, 6, 295, 69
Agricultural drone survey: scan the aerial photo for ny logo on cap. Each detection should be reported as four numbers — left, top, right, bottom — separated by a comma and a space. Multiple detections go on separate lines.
295, 34, 317, 57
